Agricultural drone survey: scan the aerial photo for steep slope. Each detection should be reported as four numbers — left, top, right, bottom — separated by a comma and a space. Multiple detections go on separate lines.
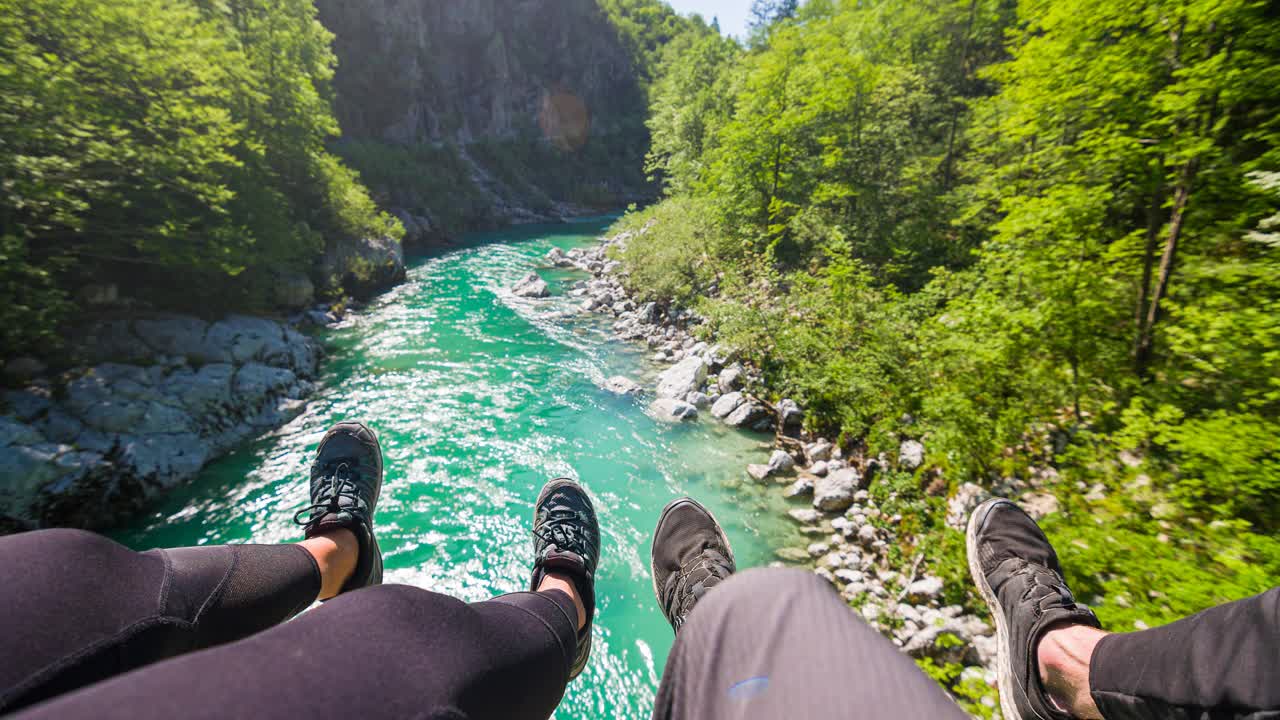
315, 0, 654, 248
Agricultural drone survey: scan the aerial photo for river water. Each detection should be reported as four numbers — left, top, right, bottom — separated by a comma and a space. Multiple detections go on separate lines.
115, 217, 798, 719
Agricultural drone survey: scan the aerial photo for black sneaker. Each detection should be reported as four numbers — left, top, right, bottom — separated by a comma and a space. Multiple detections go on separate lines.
650, 497, 736, 632
530, 478, 600, 681
967, 498, 1101, 720
294, 421, 384, 596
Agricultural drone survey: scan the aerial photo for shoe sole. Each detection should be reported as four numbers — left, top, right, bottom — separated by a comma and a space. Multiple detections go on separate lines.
649, 497, 736, 617
966, 497, 1024, 720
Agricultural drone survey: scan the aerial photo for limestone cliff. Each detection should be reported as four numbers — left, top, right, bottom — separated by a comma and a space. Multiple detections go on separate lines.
315, 0, 652, 247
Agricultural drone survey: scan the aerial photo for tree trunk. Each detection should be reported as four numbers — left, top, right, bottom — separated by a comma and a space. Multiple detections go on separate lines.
1132, 163, 1165, 374
1135, 159, 1196, 374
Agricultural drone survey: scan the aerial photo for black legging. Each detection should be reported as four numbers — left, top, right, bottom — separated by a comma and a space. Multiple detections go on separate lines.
1, 530, 1277, 720
0, 529, 577, 720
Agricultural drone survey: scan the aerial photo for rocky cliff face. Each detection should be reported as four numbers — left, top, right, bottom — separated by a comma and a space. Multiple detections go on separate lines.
315, 0, 652, 247
315, 0, 645, 145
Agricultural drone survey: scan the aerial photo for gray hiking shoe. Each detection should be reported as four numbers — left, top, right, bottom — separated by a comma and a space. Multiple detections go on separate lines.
967, 498, 1101, 720
650, 497, 736, 632
294, 421, 384, 597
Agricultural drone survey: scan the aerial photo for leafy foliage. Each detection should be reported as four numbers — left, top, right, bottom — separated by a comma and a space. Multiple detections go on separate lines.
617, 0, 1280, 628
0, 0, 397, 358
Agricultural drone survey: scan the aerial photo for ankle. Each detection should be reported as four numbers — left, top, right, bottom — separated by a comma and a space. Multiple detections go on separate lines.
538, 572, 587, 630
1037, 623, 1108, 719
300, 528, 359, 600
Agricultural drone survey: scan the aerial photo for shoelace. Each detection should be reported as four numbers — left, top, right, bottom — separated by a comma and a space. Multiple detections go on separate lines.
533, 504, 597, 559
662, 548, 734, 629
293, 462, 362, 529
1012, 561, 1077, 608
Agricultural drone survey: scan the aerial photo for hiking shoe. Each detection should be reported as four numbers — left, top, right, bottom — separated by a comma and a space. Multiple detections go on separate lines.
530, 478, 600, 681
967, 498, 1101, 720
650, 497, 736, 633
294, 421, 384, 596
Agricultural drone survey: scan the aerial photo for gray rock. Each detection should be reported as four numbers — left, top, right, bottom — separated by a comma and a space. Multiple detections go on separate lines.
320, 233, 406, 299
746, 463, 771, 481
899, 439, 925, 470
511, 272, 550, 298
545, 247, 574, 267
724, 400, 769, 429
906, 576, 946, 603
649, 398, 698, 422
709, 391, 745, 419
118, 433, 209, 486
809, 460, 829, 476
133, 316, 222, 363
233, 363, 297, 399
788, 508, 821, 524
685, 391, 710, 409
3, 389, 52, 422
39, 410, 83, 444
767, 449, 796, 475
784, 477, 814, 498
0, 415, 44, 447
857, 524, 878, 545
775, 547, 810, 563
777, 398, 803, 428
814, 468, 861, 512
806, 440, 834, 462
0, 444, 59, 517
178, 364, 236, 410
603, 376, 642, 396
655, 356, 708, 399
717, 364, 744, 393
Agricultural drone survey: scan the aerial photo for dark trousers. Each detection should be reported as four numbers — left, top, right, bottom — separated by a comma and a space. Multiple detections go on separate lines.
1, 530, 1277, 720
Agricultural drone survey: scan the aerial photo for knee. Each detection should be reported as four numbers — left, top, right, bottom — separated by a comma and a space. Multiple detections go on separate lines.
719, 566, 834, 600
13, 528, 122, 558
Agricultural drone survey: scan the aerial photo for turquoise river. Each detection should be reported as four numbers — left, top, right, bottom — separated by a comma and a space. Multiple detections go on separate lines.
116, 217, 799, 719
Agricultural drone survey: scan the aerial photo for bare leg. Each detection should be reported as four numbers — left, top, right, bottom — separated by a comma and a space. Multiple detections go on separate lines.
537, 571, 587, 629
299, 528, 359, 600
1038, 623, 1108, 719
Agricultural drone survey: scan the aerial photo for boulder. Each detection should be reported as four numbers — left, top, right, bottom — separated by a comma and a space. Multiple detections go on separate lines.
511, 272, 550, 298
767, 449, 796, 475
945, 483, 989, 531
788, 508, 821, 524
806, 440, 834, 462
777, 398, 804, 428
899, 439, 925, 470
906, 576, 946, 604
724, 400, 769, 429
649, 398, 698, 422
717, 363, 744, 393
320, 233, 406, 300
603, 376, 642, 396
685, 391, 710, 409
784, 477, 815, 498
814, 468, 861, 512
709, 391, 745, 419
746, 464, 771, 481
545, 247, 575, 268
655, 356, 707, 400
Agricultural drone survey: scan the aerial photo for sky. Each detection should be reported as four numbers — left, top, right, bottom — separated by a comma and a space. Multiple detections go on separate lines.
664, 0, 753, 39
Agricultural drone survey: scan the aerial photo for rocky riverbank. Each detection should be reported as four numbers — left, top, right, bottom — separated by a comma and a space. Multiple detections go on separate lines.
534, 228, 1004, 713
0, 310, 358, 533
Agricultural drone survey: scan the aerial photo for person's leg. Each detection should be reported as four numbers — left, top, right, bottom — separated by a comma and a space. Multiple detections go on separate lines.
1, 419, 387, 713
969, 497, 1280, 720
1040, 587, 1280, 720
0, 527, 328, 713
649, 498, 968, 720
12, 583, 583, 720
11, 477, 601, 720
